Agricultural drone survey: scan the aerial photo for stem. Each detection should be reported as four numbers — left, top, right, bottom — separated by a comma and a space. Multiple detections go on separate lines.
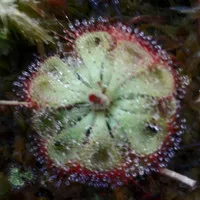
0, 100, 30, 107
160, 168, 197, 188
196, 0, 200, 43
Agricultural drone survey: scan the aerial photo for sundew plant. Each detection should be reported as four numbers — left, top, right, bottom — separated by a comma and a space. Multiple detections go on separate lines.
0, 0, 200, 199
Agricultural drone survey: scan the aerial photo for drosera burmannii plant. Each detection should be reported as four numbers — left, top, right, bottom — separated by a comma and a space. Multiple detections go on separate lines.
0, 17, 197, 189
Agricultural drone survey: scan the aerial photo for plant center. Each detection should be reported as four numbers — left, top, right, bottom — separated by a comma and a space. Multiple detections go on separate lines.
88, 92, 110, 111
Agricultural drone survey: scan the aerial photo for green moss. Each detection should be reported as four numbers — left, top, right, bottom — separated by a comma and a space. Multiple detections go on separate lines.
8, 167, 34, 189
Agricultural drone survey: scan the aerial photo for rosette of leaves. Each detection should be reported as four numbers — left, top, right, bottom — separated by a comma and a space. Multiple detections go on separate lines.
15, 19, 187, 187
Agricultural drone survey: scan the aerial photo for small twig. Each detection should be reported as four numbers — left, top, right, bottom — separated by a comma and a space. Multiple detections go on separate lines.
160, 168, 197, 189
181, 142, 200, 150
130, 15, 165, 25
37, 42, 46, 61
0, 100, 30, 107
